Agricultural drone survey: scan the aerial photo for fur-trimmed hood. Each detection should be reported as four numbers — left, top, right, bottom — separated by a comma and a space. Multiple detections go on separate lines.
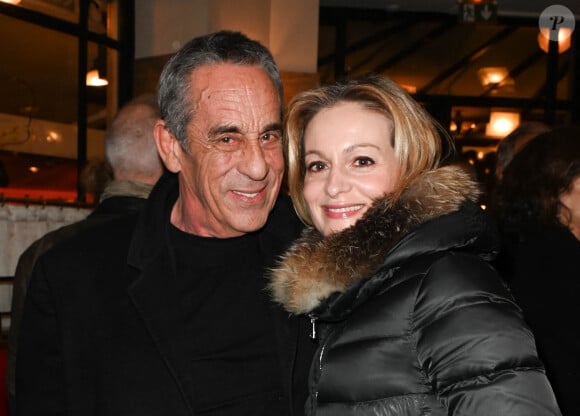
269, 164, 495, 315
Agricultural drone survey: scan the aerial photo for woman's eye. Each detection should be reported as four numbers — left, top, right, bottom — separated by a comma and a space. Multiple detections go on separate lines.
306, 161, 325, 172
354, 157, 374, 166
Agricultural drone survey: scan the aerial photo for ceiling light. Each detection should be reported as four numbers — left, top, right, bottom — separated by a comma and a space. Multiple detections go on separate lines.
0, 0, 22, 4
485, 111, 520, 138
477, 67, 508, 86
537, 27, 572, 53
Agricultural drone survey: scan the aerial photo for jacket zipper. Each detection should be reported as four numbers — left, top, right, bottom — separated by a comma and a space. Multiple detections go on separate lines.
308, 314, 318, 340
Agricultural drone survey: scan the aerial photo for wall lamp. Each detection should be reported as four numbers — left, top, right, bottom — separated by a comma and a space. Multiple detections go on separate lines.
86, 68, 108, 87
86, 45, 108, 87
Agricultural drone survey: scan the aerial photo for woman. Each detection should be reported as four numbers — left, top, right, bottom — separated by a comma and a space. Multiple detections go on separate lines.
269, 76, 561, 415
493, 126, 580, 415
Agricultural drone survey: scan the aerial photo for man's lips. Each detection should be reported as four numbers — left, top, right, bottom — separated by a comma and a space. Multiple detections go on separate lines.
233, 190, 260, 198
230, 186, 267, 202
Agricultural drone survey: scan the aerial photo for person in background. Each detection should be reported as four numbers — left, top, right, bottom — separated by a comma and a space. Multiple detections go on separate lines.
79, 158, 114, 203
493, 126, 580, 416
6, 93, 164, 414
15, 30, 314, 415
269, 76, 561, 415
488, 121, 551, 273
494, 121, 550, 182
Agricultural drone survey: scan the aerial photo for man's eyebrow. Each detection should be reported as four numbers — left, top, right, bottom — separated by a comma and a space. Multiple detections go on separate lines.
208, 122, 282, 137
208, 124, 241, 137
263, 122, 282, 132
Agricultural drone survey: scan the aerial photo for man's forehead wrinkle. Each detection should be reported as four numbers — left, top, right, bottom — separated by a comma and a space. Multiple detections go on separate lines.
196, 87, 278, 133
199, 84, 257, 100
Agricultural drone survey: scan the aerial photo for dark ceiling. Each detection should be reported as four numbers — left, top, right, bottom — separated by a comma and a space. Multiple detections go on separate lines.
320, 0, 580, 17
318, 0, 579, 132
0, 0, 578, 128
0, 0, 578, 202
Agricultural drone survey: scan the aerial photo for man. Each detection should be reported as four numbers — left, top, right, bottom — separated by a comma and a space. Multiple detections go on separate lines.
16, 31, 314, 415
7, 94, 163, 414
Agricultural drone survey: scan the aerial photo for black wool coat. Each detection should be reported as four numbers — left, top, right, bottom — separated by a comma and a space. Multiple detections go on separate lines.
8, 193, 149, 414
16, 172, 315, 416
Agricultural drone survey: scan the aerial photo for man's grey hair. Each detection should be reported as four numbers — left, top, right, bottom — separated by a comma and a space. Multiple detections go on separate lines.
105, 94, 163, 182
157, 30, 284, 149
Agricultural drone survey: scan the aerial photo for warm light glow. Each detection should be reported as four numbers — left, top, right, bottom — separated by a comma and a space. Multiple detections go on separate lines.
400, 84, 417, 94
485, 111, 520, 137
449, 121, 458, 132
28, 166, 39, 173
0, 0, 22, 4
86, 69, 108, 86
537, 27, 572, 53
477, 151, 485, 160
46, 130, 62, 143
478, 67, 508, 86
477, 67, 514, 91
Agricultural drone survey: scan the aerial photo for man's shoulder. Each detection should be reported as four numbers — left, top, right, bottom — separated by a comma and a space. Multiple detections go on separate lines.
93, 195, 147, 217
39, 212, 141, 268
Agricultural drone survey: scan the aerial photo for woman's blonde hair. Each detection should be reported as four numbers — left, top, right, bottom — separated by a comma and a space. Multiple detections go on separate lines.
284, 75, 451, 225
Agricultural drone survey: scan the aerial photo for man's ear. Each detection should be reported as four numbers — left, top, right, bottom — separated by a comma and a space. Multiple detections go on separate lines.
154, 120, 182, 173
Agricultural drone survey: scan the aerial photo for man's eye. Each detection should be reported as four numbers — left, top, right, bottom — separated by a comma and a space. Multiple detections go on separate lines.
261, 132, 281, 142
211, 135, 240, 151
354, 157, 374, 166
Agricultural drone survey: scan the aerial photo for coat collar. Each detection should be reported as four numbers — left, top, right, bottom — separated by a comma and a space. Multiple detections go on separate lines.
124, 171, 307, 413
269, 164, 495, 316
127, 171, 303, 272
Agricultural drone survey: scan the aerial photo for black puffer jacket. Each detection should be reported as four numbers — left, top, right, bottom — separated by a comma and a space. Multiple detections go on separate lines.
270, 165, 561, 416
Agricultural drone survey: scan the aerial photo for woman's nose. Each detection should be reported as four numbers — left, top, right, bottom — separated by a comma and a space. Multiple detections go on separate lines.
325, 167, 350, 198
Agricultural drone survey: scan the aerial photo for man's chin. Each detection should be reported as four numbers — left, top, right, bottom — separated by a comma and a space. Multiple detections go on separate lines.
226, 211, 272, 234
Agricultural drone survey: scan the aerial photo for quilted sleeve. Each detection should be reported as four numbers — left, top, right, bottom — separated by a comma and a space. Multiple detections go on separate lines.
413, 252, 562, 416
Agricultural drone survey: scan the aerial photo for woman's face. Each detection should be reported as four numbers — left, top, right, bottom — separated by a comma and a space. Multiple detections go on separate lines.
559, 175, 580, 240
303, 101, 400, 236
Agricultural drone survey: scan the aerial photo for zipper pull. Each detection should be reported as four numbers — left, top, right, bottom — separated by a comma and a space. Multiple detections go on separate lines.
309, 315, 318, 340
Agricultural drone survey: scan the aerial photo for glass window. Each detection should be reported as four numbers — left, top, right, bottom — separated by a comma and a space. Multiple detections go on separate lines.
11, 0, 79, 23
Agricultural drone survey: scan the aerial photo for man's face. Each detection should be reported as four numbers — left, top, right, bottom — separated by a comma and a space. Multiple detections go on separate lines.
173, 63, 284, 238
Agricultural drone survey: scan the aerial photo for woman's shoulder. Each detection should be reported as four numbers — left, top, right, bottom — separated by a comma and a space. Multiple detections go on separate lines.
415, 252, 513, 308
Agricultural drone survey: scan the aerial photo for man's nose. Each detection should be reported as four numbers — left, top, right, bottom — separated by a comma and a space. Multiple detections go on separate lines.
239, 140, 269, 180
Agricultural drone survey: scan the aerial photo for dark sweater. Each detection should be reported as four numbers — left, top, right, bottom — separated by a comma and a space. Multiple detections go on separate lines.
171, 227, 284, 415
